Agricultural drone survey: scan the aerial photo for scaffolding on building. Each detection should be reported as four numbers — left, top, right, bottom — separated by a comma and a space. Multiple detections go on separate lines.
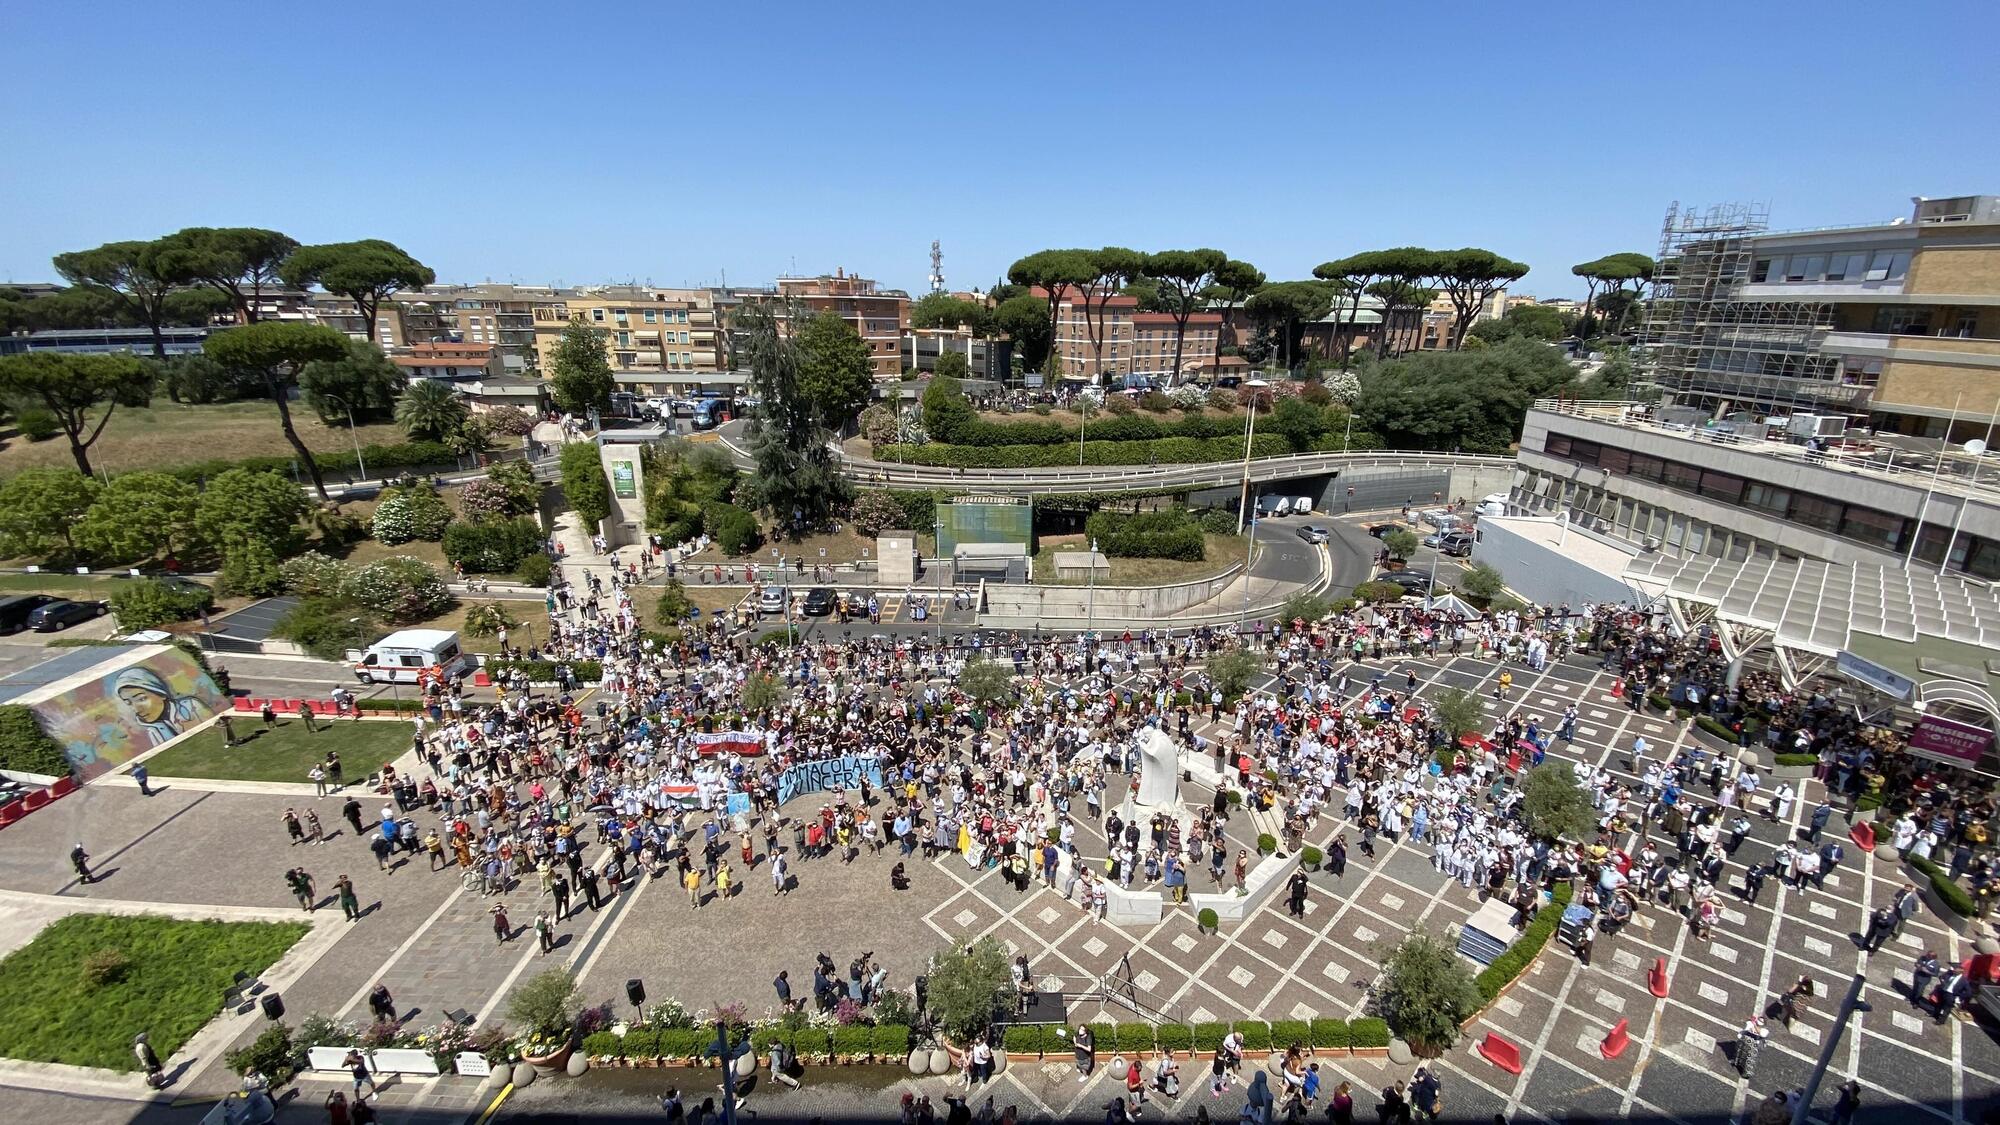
1643, 202, 1862, 421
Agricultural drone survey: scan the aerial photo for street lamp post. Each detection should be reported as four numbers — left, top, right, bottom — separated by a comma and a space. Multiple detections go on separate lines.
1086, 537, 1099, 637
323, 393, 368, 482
1235, 378, 1271, 535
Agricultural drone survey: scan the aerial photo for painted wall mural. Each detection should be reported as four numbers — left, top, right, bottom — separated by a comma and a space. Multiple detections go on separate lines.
35, 648, 227, 780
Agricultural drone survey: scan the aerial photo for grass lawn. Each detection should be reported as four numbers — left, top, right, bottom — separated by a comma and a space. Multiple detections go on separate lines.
0, 913, 306, 1070
144, 717, 411, 783
0, 401, 405, 477
1032, 532, 1246, 587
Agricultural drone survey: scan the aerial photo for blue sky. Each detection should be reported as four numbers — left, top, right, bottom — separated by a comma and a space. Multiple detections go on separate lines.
3, 1, 1994, 299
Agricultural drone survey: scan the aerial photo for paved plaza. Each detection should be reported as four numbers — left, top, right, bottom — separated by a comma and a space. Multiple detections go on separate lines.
0, 644, 1993, 1125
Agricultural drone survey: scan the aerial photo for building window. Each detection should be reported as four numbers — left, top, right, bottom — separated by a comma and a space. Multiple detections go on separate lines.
1952, 309, 1978, 338
1788, 494, 1842, 534
644, 310, 657, 324
1662, 461, 1701, 493
1872, 307, 1931, 335
591, 308, 605, 322
1865, 250, 1911, 282
1838, 506, 1906, 551
1785, 255, 1824, 283
1840, 357, 1883, 386
1696, 470, 1744, 504
1628, 453, 1665, 482
1753, 257, 1783, 283
1743, 483, 1790, 515
617, 332, 631, 347
1823, 252, 1868, 282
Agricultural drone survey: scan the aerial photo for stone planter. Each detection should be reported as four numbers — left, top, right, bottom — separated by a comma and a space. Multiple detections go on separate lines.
1687, 724, 1741, 758
1914, 876, 1975, 936
1770, 763, 1817, 781
523, 1042, 573, 1076
1849, 805, 1880, 825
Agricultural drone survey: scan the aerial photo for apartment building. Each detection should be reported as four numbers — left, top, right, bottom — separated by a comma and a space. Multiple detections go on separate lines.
1128, 313, 1222, 381
389, 341, 504, 382
774, 270, 909, 378
1033, 288, 1138, 384
529, 286, 724, 378
1418, 291, 1507, 350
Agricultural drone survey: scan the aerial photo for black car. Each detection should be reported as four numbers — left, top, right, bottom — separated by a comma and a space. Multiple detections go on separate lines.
1366, 523, 1399, 539
1374, 570, 1433, 594
0, 594, 59, 635
800, 588, 837, 617
27, 598, 106, 632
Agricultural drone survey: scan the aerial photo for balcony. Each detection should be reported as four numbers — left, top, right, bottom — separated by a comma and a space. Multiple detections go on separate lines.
1821, 331, 2000, 362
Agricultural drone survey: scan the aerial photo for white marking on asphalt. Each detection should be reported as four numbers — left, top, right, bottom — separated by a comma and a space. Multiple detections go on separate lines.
1699, 983, 1730, 1004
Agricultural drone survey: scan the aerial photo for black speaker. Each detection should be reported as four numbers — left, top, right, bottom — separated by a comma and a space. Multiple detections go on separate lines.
626, 978, 646, 1007
260, 993, 285, 1021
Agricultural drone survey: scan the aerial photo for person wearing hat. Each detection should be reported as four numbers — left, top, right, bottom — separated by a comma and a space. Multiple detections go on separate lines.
70, 843, 95, 884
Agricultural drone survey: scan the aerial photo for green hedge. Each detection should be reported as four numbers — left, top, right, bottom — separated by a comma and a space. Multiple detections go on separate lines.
1191, 1021, 1230, 1053
1155, 1024, 1193, 1051
1268, 1019, 1310, 1051
1774, 752, 1820, 767
1002, 1024, 1042, 1054
1474, 882, 1573, 1002
831, 1025, 875, 1057
1908, 854, 1977, 916
1084, 509, 1206, 561
166, 441, 462, 484
1115, 1023, 1156, 1054
1233, 1020, 1271, 1051
931, 411, 1249, 449
582, 1031, 622, 1058
791, 1027, 832, 1058
1309, 1019, 1349, 1049
0, 705, 69, 776
750, 1025, 791, 1055
1347, 1018, 1390, 1049
876, 432, 1291, 469
483, 658, 602, 683
873, 1025, 911, 1057
442, 517, 543, 574
621, 1028, 660, 1058
1694, 715, 1741, 743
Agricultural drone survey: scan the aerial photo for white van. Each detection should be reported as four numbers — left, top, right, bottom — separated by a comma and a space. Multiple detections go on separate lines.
1477, 493, 1509, 518
348, 629, 472, 684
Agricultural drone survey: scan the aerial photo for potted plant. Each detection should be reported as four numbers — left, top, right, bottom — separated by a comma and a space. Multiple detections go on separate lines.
507, 969, 583, 1073
1300, 845, 1323, 872
921, 935, 1014, 1059
1197, 908, 1219, 934
1257, 833, 1278, 856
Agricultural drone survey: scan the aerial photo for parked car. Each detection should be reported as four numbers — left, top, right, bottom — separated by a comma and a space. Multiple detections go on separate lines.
843, 591, 873, 615
1477, 493, 1509, 517
27, 598, 107, 632
1295, 525, 1330, 544
1437, 531, 1474, 557
1374, 571, 1433, 594
800, 588, 837, 617
1417, 508, 1455, 529
0, 594, 60, 635
1366, 523, 1399, 539
756, 588, 786, 615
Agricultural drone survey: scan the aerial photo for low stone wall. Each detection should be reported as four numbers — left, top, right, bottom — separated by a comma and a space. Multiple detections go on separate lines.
981, 562, 1244, 624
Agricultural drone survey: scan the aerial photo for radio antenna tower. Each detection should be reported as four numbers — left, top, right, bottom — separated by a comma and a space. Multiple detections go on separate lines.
928, 240, 945, 294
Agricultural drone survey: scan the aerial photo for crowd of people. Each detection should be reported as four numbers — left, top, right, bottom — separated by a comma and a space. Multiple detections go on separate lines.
251, 532, 1999, 1124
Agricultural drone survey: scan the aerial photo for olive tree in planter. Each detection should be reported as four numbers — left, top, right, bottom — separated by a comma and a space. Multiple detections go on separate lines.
1374, 929, 1481, 1055
1428, 688, 1484, 750
1520, 763, 1595, 843
924, 935, 1017, 1049
507, 968, 582, 1070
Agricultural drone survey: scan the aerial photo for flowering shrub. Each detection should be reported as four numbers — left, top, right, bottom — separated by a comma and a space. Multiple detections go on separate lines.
458, 479, 514, 523
482, 407, 537, 436
574, 1002, 616, 1037
1171, 384, 1208, 409
644, 999, 695, 1029
1322, 369, 1361, 405
346, 556, 454, 624
371, 486, 453, 545
279, 551, 353, 598
833, 997, 863, 1025
360, 1020, 413, 1049
294, 1014, 359, 1053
